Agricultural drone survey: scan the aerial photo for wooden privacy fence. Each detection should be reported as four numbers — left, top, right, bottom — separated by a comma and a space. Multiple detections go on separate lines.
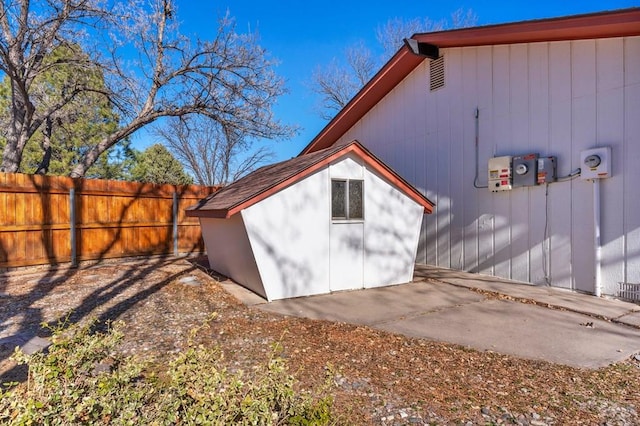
0, 172, 217, 269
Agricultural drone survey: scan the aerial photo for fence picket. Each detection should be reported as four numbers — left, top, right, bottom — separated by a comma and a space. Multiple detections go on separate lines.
0, 172, 217, 268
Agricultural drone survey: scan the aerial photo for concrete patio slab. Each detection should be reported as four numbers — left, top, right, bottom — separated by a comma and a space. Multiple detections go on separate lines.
259, 281, 486, 326
414, 264, 640, 325
377, 298, 640, 368
238, 266, 640, 369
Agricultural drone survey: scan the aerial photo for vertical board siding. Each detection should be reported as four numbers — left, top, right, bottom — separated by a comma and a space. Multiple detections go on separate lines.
548, 41, 573, 289
0, 172, 216, 268
461, 47, 479, 273
476, 46, 495, 276
597, 38, 625, 296
570, 40, 597, 293
509, 43, 531, 283
448, 49, 465, 271
528, 42, 551, 285
624, 36, 640, 287
338, 36, 639, 297
491, 45, 512, 280
424, 60, 440, 266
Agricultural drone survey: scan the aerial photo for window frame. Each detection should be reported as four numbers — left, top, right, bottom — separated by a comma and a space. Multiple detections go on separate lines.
331, 178, 364, 221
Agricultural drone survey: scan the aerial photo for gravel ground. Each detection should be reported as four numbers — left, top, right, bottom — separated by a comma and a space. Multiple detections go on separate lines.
1, 256, 639, 425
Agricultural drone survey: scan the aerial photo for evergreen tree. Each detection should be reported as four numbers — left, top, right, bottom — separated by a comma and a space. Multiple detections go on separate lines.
128, 144, 193, 185
0, 44, 128, 178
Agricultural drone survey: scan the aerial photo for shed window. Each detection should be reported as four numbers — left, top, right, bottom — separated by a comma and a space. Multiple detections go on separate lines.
331, 179, 364, 220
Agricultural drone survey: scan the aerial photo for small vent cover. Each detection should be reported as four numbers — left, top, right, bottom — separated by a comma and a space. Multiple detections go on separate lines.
429, 56, 445, 91
618, 281, 640, 302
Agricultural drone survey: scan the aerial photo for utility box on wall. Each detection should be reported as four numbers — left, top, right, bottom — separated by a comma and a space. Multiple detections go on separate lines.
580, 147, 611, 179
488, 156, 512, 192
512, 153, 539, 188
537, 156, 557, 184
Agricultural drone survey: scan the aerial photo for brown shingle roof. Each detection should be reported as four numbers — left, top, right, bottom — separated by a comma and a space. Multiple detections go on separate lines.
186, 140, 434, 218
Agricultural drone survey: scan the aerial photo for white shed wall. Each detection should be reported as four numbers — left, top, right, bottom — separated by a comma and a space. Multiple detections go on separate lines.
236, 153, 426, 300
242, 168, 331, 300
363, 167, 424, 287
336, 36, 640, 297
200, 216, 265, 298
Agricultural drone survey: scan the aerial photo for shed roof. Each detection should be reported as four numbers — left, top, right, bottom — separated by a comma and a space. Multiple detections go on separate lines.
300, 8, 640, 155
186, 140, 434, 218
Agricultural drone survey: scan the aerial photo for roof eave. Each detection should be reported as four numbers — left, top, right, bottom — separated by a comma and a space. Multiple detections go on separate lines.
188, 141, 435, 217
300, 49, 422, 155
413, 7, 640, 48
300, 8, 640, 155
185, 208, 230, 219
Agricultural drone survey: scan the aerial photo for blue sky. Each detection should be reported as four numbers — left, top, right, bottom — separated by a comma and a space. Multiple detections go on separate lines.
134, 1, 638, 162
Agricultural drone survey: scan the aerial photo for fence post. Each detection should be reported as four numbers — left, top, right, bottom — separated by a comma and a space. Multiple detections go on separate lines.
70, 187, 77, 267
173, 191, 178, 256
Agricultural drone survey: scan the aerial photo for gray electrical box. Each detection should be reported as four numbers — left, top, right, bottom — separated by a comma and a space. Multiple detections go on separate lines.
512, 153, 539, 188
537, 156, 557, 184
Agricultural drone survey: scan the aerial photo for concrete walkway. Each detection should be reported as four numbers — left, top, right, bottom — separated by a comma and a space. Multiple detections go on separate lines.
222, 265, 640, 369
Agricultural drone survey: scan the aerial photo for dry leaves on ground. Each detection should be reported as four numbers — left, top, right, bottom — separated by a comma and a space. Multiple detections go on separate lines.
1, 256, 638, 425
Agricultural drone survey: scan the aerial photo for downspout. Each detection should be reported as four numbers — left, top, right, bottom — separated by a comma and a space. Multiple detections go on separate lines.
593, 179, 602, 297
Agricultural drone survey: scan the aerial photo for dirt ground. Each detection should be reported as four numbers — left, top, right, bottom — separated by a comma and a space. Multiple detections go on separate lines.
1, 256, 639, 425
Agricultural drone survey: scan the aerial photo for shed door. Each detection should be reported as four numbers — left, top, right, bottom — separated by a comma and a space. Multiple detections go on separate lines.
329, 179, 364, 292
330, 223, 364, 291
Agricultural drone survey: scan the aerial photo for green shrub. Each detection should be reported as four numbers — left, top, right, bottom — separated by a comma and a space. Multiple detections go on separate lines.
0, 319, 335, 425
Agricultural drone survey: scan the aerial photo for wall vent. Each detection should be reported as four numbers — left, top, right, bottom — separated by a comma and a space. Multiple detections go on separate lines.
429, 56, 445, 91
618, 281, 640, 302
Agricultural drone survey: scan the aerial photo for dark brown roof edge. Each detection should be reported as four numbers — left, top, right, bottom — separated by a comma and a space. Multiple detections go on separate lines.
412, 7, 640, 48
300, 8, 640, 155
186, 140, 434, 218
186, 142, 351, 217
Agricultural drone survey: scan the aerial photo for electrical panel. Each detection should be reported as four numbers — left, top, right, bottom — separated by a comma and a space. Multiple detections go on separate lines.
537, 156, 557, 184
488, 156, 512, 192
512, 153, 539, 188
580, 147, 611, 180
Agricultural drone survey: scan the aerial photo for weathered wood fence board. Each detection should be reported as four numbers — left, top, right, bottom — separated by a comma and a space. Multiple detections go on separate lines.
0, 172, 217, 268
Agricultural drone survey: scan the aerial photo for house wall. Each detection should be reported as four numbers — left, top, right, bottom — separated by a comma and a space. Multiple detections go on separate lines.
335, 36, 640, 297
199, 215, 265, 298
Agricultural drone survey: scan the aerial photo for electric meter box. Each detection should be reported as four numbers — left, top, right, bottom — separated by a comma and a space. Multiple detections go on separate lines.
512, 153, 539, 188
488, 156, 512, 192
580, 147, 611, 180
537, 156, 557, 184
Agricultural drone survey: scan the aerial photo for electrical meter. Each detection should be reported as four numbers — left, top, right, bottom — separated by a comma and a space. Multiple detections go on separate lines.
488, 156, 512, 192
512, 153, 539, 187
580, 147, 611, 179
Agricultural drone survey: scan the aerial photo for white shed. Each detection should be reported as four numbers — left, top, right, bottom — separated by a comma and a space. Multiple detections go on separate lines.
301, 9, 640, 300
186, 140, 434, 301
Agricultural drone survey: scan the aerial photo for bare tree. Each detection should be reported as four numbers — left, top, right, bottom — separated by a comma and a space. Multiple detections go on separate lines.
375, 17, 445, 57
450, 8, 479, 29
310, 41, 376, 120
0, 0, 295, 177
310, 9, 477, 119
0, 0, 110, 173
154, 116, 273, 186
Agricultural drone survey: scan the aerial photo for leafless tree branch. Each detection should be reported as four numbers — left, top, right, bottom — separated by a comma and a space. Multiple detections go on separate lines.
154, 115, 273, 186
310, 9, 477, 121
0, 0, 296, 177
